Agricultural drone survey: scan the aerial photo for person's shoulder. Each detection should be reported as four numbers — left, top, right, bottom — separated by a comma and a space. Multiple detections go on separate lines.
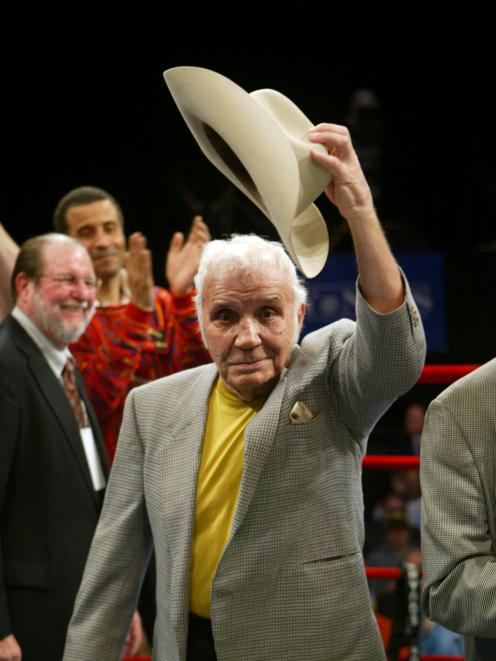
0, 318, 29, 382
297, 318, 355, 359
126, 362, 216, 421
0, 315, 22, 356
133, 361, 215, 398
426, 359, 496, 436
0, 326, 13, 367
288, 319, 356, 381
436, 358, 496, 406
300, 318, 356, 348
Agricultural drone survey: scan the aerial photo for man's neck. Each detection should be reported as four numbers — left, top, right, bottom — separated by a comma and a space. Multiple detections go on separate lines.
97, 270, 129, 307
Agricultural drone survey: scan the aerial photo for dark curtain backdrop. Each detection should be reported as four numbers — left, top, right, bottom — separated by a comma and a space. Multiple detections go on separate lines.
2, 7, 495, 362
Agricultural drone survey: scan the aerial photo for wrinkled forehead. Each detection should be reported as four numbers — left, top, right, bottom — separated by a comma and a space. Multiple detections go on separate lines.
203, 264, 293, 305
203, 247, 285, 280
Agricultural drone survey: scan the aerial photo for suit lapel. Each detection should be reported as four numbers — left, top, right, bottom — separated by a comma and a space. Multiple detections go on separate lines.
151, 362, 288, 640
230, 371, 288, 536
162, 364, 218, 633
8, 317, 99, 501
162, 363, 289, 542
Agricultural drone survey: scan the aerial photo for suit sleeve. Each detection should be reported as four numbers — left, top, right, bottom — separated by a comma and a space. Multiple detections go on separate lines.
0, 370, 20, 638
330, 273, 426, 441
63, 389, 153, 660
420, 399, 496, 637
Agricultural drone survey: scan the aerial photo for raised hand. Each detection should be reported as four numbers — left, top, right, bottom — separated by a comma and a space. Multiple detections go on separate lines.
125, 232, 154, 310
309, 123, 403, 312
307, 123, 375, 223
166, 215, 210, 295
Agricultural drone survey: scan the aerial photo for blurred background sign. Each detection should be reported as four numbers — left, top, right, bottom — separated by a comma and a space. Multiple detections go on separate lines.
303, 252, 446, 352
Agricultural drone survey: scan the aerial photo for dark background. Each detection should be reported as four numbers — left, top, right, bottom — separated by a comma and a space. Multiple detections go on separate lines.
2, 7, 495, 364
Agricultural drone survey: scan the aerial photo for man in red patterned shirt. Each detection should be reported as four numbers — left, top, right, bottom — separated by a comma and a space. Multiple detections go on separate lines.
52, 186, 211, 462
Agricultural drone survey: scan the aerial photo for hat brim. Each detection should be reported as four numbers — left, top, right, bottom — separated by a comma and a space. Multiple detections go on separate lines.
164, 66, 330, 277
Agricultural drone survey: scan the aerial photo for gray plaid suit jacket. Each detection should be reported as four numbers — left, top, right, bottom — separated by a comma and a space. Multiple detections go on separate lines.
421, 358, 496, 661
63, 282, 425, 661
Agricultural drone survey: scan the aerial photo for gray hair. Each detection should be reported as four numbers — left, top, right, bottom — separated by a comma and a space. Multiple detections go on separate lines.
194, 234, 307, 336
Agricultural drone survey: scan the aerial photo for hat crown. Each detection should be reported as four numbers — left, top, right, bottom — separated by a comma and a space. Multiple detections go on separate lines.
250, 89, 331, 217
164, 66, 331, 277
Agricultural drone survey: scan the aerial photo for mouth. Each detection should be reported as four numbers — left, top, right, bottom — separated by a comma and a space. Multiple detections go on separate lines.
60, 302, 91, 313
228, 358, 268, 369
92, 253, 118, 261
90, 248, 121, 261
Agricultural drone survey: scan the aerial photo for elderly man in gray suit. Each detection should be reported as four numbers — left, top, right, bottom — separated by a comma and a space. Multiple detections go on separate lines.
63, 124, 426, 661
421, 359, 496, 661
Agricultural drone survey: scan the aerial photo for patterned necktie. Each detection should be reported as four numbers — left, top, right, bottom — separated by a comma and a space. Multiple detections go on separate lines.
63, 356, 88, 428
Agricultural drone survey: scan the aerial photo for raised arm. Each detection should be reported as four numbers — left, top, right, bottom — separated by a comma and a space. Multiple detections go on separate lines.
308, 124, 425, 439
308, 124, 404, 312
0, 225, 19, 321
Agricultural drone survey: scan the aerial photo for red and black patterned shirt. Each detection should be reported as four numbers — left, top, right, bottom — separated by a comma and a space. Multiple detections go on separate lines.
71, 288, 211, 462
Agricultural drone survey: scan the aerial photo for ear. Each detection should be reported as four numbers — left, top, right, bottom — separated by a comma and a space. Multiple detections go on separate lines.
15, 273, 34, 305
297, 302, 306, 331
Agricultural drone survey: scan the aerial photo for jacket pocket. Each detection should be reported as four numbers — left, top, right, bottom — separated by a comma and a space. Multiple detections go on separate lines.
301, 536, 360, 564
5, 562, 51, 590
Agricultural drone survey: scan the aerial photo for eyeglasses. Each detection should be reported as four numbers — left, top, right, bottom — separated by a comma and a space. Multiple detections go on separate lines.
38, 273, 100, 290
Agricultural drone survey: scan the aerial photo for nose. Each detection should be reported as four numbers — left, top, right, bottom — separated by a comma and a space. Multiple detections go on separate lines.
92, 226, 112, 249
234, 317, 262, 350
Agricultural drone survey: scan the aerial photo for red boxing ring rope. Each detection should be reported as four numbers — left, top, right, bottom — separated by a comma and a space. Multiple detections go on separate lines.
362, 364, 482, 471
366, 566, 403, 580
363, 455, 420, 470
123, 648, 464, 658
418, 363, 479, 384
421, 657, 464, 661
122, 651, 464, 659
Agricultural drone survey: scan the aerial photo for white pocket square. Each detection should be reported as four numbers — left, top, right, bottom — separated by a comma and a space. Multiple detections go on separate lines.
289, 401, 314, 424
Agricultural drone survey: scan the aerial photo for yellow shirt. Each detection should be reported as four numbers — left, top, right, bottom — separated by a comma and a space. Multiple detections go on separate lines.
189, 377, 266, 617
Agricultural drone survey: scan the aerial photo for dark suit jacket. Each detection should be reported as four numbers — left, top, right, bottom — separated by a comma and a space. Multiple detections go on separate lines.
0, 315, 108, 661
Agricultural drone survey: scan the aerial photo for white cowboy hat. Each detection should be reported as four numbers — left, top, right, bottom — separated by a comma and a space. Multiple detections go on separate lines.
163, 66, 331, 277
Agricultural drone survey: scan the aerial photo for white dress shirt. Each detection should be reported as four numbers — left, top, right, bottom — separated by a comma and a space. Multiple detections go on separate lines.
12, 306, 106, 491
